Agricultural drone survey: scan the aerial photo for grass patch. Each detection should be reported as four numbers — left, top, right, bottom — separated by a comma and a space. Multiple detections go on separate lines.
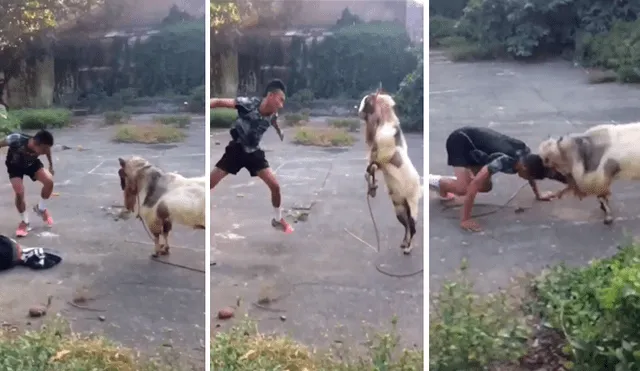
212, 318, 423, 370
292, 126, 355, 147
210, 108, 237, 128
431, 239, 640, 370
327, 118, 360, 132
587, 69, 618, 84
0, 319, 185, 370
11, 108, 73, 130
104, 111, 131, 125
153, 114, 191, 128
113, 124, 186, 144
283, 111, 310, 127
429, 261, 530, 370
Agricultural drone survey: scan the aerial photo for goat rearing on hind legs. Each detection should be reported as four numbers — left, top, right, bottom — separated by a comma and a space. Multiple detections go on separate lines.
358, 89, 422, 255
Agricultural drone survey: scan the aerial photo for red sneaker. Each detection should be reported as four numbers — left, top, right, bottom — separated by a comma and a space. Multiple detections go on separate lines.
16, 221, 29, 237
33, 206, 53, 227
271, 218, 294, 234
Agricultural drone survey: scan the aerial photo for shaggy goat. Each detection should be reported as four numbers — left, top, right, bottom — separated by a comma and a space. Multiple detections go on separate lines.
538, 122, 640, 224
118, 156, 206, 257
358, 90, 422, 254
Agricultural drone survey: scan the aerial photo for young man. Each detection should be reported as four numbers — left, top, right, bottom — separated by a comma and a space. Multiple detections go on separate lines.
429, 126, 570, 232
0, 130, 55, 237
210, 79, 293, 233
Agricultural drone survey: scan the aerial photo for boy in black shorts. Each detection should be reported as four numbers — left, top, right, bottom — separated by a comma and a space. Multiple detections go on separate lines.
0, 130, 55, 237
210, 79, 293, 233
429, 126, 571, 232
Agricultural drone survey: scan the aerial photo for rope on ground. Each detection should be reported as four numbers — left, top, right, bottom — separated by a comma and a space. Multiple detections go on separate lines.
440, 182, 528, 218
365, 179, 424, 278
135, 195, 205, 274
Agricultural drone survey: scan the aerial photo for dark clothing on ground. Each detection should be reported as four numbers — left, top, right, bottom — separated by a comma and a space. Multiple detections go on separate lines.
5, 133, 43, 181
445, 126, 531, 175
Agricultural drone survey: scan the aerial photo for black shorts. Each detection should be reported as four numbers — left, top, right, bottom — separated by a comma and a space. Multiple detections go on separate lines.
445, 130, 480, 168
6, 159, 44, 181
215, 141, 269, 177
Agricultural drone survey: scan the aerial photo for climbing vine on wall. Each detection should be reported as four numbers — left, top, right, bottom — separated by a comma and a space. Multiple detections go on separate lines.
132, 20, 205, 96
289, 22, 416, 99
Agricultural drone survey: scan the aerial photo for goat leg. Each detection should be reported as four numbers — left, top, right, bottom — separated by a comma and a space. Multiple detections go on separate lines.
598, 194, 614, 225
365, 163, 378, 198
395, 203, 415, 255
151, 232, 162, 258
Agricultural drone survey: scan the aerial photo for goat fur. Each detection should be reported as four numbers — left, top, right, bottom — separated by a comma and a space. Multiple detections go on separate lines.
538, 122, 640, 224
358, 92, 422, 254
118, 156, 206, 256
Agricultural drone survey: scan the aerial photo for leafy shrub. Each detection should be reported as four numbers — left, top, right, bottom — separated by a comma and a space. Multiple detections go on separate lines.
453, 0, 640, 62
293, 127, 354, 147
132, 21, 205, 96
532, 240, 640, 369
431, 0, 470, 19
430, 262, 530, 370
283, 112, 309, 127
289, 89, 315, 107
104, 111, 130, 126
153, 114, 191, 128
395, 45, 424, 132
210, 108, 236, 128
11, 109, 72, 130
288, 22, 416, 99
430, 16, 459, 47
328, 118, 360, 132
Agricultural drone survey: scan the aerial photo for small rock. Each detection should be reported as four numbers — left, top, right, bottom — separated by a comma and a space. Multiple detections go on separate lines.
215, 141, 220, 145
98, 316, 106, 322
215, 323, 221, 328
28, 306, 47, 318
218, 307, 234, 320
61, 145, 72, 150
279, 315, 287, 322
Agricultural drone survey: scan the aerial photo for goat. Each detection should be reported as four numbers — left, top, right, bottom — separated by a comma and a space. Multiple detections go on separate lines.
358, 90, 422, 254
118, 156, 206, 257
538, 122, 640, 224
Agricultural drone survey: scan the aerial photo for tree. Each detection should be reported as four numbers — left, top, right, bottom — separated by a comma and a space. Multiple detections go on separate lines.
0, 0, 102, 51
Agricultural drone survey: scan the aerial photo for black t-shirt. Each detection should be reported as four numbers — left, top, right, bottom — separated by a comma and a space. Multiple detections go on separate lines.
5, 133, 39, 167
455, 126, 531, 175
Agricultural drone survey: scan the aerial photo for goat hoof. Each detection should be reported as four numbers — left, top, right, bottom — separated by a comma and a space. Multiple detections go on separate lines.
151, 253, 160, 258
604, 217, 614, 225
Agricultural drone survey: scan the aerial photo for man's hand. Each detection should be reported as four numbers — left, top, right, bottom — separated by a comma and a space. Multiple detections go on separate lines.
49, 165, 54, 176
276, 128, 284, 141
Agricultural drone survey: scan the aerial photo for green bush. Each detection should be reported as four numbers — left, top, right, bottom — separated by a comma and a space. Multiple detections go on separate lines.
430, 262, 530, 370
395, 45, 424, 132
153, 114, 191, 128
532, 241, 640, 370
577, 20, 640, 83
288, 22, 416, 99
104, 111, 130, 126
132, 20, 205, 96
283, 112, 309, 127
328, 118, 360, 132
453, 0, 640, 62
11, 109, 72, 130
289, 88, 315, 107
431, 0, 470, 19
430, 16, 459, 47
210, 108, 236, 128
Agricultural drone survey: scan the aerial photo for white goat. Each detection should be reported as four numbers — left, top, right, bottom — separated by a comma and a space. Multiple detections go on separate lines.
118, 156, 206, 257
358, 91, 422, 254
538, 122, 640, 224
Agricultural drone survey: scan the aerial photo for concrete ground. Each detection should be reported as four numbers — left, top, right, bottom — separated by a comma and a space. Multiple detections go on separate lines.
211, 120, 424, 350
429, 50, 640, 293
0, 115, 206, 363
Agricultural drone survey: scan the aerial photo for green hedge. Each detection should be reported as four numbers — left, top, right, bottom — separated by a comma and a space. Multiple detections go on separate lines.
0, 109, 73, 134
287, 22, 417, 99
210, 108, 236, 128
395, 45, 423, 132
132, 21, 206, 96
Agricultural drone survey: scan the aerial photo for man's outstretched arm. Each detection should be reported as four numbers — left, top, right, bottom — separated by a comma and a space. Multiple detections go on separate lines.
210, 98, 236, 109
